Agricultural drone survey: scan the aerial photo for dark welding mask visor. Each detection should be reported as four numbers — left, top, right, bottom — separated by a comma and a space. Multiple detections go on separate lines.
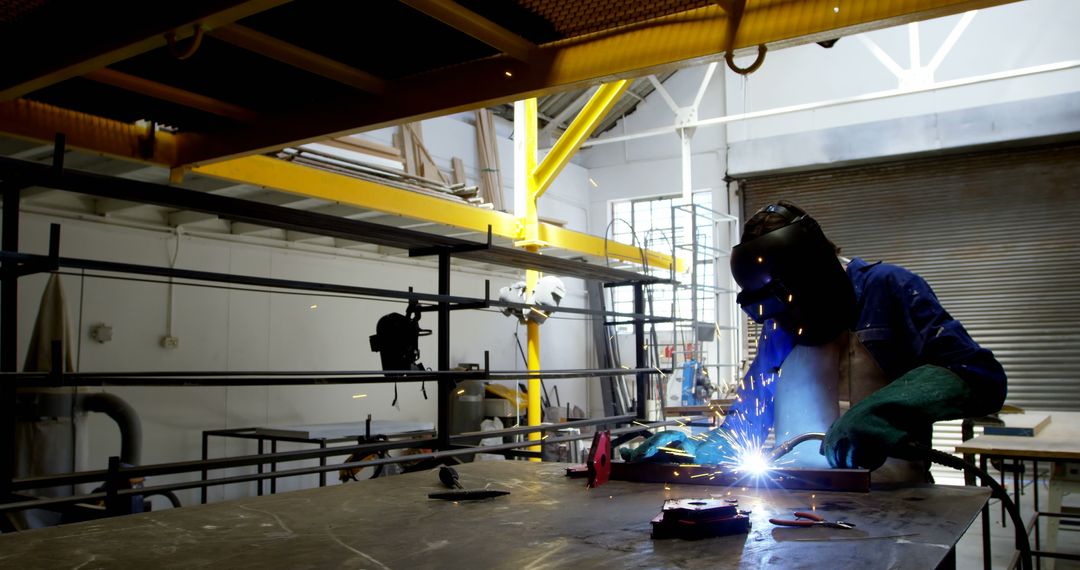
730, 209, 855, 345
736, 281, 792, 324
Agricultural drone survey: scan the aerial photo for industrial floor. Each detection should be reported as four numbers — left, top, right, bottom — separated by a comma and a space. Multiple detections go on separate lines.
954, 467, 1080, 569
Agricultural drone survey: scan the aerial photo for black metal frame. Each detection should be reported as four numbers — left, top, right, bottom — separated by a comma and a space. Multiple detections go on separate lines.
1, 415, 693, 515
972, 452, 1080, 569
0, 145, 672, 516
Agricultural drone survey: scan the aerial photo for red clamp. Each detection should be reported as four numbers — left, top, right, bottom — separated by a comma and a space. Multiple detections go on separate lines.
586, 430, 612, 488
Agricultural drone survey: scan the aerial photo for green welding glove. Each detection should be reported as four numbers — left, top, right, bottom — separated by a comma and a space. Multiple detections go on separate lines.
621, 431, 694, 463
823, 365, 975, 470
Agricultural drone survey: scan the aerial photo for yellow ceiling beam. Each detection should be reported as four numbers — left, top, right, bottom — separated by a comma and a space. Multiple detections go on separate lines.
210, 24, 388, 94
83, 68, 260, 123
178, 0, 1017, 165
0, 98, 178, 165
191, 155, 682, 271
0, 0, 292, 102
398, 0, 537, 62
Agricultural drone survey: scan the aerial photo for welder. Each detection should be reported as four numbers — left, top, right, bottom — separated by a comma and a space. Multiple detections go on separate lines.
628, 201, 1006, 483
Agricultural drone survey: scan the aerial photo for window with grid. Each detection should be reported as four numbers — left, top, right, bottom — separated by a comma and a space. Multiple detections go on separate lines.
608, 192, 714, 331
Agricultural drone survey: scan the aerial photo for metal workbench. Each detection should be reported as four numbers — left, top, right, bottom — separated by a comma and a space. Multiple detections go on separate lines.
0, 461, 989, 569
201, 420, 435, 500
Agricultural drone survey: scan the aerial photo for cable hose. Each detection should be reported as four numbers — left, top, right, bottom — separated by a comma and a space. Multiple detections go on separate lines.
915, 446, 1032, 570
143, 490, 182, 509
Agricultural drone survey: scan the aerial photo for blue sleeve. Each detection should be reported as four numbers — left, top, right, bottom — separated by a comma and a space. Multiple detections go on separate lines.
897, 271, 1007, 415
696, 321, 793, 458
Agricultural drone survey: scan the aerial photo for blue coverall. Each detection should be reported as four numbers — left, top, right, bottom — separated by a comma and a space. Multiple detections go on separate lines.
698, 258, 1007, 463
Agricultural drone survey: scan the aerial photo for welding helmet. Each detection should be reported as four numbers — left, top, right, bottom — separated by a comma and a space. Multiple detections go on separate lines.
730, 204, 854, 346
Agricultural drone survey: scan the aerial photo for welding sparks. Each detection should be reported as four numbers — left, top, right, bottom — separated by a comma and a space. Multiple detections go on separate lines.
734, 450, 771, 476
352, 394, 367, 399
658, 446, 694, 458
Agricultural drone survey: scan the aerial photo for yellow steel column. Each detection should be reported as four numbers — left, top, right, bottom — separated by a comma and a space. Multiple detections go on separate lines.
518, 97, 544, 460
517, 81, 629, 460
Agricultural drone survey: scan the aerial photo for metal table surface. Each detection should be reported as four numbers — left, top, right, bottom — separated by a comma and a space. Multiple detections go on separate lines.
0, 461, 989, 569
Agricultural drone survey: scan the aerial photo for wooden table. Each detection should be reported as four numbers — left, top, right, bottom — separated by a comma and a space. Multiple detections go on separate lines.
0, 461, 989, 569
957, 411, 1080, 568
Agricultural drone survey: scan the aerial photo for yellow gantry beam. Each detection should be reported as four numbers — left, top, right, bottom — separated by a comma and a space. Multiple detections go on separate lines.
83, 69, 260, 124
0, 98, 180, 165
398, 0, 536, 62
0, 0, 292, 102
191, 155, 683, 271
178, 0, 1017, 166
210, 24, 388, 94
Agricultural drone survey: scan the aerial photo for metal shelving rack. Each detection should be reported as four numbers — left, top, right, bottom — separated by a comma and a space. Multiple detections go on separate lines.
670, 202, 742, 398
0, 146, 686, 518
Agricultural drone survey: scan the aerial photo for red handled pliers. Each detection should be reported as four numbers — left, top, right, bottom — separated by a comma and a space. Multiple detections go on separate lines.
769, 511, 855, 529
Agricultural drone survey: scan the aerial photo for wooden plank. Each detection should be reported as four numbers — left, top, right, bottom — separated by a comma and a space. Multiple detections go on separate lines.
451, 157, 466, 185
983, 412, 1052, 437
474, 108, 505, 212
405, 122, 450, 185
956, 411, 1080, 460
326, 135, 402, 163
397, 127, 418, 175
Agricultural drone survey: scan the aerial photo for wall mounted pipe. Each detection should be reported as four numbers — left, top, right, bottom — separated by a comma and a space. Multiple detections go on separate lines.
77, 393, 141, 466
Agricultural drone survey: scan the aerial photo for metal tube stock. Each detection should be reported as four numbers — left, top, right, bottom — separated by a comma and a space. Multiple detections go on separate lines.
1, 416, 697, 510
7, 367, 663, 387
0, 251, 675, 322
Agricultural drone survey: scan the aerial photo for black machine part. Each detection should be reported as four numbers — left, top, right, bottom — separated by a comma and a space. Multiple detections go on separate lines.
729, 210, 854, 346
369, 308, 431, 373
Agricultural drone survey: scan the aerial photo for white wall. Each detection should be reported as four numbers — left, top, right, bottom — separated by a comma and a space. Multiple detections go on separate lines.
8, 109, 598, 508
582, 0, 1080, 179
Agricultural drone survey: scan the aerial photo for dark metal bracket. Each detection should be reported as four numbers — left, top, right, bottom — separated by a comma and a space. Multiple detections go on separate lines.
413, 280, 490, 313
408, 225, 493, 258
0, 224, 61, 279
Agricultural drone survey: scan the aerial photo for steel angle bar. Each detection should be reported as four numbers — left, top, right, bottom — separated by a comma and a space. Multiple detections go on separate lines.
603, 462, 871, 492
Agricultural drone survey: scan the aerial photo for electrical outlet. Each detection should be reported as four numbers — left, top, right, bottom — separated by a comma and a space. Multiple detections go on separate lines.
160, 335, 180, 349
90, 324, 113, 343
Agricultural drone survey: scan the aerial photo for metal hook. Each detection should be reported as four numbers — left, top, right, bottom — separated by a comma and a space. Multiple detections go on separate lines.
164, 24, 205, 60
725, 44, 768, 75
